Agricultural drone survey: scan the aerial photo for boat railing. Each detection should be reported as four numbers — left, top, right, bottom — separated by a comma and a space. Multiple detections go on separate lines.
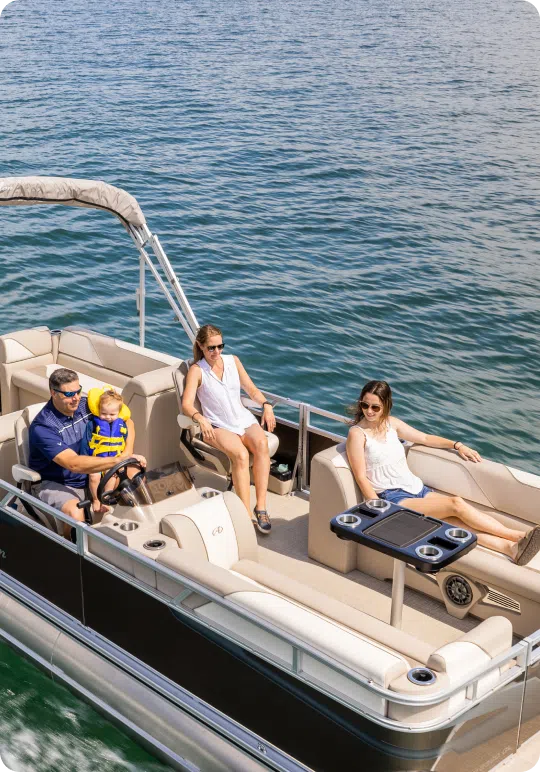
255, 391, 349, 492
0, 479, 534, 733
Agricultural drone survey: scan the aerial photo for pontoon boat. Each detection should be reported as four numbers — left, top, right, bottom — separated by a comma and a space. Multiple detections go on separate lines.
0, 176, 538, 772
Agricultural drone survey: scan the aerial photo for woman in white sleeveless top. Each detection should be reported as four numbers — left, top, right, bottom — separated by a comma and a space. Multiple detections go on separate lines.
182, 324, 276, 534
346, 380, 540, 565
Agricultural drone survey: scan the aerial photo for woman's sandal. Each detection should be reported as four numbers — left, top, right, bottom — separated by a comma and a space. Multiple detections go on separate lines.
253, 507, 272, 534
515, 526, 540, 566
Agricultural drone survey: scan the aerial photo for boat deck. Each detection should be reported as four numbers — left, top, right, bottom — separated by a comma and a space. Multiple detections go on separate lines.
190, 466, 479, 650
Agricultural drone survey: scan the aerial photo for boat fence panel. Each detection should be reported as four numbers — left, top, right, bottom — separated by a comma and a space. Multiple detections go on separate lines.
516, 631, 540, 751
0, 482, 531, 730
0, 498, 83, 622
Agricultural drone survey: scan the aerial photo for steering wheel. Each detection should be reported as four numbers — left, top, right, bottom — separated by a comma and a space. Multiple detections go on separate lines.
97, 457, 146, 506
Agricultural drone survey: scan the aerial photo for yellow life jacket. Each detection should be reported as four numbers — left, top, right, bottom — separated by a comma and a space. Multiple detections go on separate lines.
88, 417, 128, 457
86, 385, 131, 458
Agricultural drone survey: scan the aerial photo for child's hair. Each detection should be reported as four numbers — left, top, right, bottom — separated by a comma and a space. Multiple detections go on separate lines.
99, 389, 124, 409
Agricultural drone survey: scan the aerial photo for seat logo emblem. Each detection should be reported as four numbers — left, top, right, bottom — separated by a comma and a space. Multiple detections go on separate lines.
212, 526, 223, 536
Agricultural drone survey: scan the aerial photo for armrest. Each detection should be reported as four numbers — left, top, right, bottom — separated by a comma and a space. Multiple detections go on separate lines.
241, 396, 261, 411
12, 464, 41, 484
177, 414, 197, 430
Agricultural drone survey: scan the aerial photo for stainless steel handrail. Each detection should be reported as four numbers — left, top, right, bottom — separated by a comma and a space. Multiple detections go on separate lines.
0, 480, 530, 727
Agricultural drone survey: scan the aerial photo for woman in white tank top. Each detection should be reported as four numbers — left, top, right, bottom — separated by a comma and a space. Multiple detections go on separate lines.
182, 324, 276, 534
346, 380, 540, 565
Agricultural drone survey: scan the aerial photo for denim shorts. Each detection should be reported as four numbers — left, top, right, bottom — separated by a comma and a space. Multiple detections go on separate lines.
378, 485, 432, 506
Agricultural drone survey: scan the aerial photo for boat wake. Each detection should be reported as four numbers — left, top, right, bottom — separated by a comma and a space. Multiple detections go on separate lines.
0, 644, 169, 772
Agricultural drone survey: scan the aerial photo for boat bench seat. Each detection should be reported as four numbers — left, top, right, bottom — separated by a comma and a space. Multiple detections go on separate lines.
308, 443, 540, 638
156, 491, 513, 723
0, 408, 23, 492
0, 326, 183, 472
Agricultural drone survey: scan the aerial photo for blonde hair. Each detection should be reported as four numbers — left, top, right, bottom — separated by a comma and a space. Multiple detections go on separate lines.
193, 324, 223, 362
99, 389, 124, 408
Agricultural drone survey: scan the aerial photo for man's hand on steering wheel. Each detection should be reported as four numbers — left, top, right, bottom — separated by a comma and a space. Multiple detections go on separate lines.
115, 451, 147, 467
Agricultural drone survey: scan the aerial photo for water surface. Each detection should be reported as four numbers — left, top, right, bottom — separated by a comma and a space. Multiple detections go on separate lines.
0, 0, 539, 767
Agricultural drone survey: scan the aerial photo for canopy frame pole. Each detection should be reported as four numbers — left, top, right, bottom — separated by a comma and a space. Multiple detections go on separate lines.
128, 226, 196, 343
144, 228, 199, 336
138, 250, 145, 348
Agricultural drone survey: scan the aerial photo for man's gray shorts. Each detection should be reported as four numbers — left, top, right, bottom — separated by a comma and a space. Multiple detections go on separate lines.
32, 481, 85, 512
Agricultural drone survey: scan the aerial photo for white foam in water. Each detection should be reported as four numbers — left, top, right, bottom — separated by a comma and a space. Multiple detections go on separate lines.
0, 720, 163, 772
0, 639, 168, 772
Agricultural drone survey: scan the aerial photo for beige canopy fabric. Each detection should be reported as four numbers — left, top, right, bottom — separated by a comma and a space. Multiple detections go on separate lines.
0, 176, 147, 228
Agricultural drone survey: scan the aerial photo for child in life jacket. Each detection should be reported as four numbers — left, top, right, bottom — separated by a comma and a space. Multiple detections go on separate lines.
82, 387, 139, 515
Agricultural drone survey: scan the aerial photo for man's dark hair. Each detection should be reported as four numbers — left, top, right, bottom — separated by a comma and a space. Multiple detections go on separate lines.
49, 368, 80, 391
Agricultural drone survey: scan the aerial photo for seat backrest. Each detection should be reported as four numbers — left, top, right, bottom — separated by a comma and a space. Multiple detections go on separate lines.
0, 328, 54, 413
161, 491, 258, 568
121, 365, 183, 471
15, 402, 47, 467
57, 328, 181, 383
407, 445, 540, 525
307, 442, 362, 573
173, 359, 202, 417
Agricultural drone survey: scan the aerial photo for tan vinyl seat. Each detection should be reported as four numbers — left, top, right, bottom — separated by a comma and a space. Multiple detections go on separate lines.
308, 442, 540, 638
0, 327, 55, 413
11, 402, 62, 533
173, 361, 279, 481
157, 490, 513, 722
0, 409, 23, 489
1, 326, 184, 472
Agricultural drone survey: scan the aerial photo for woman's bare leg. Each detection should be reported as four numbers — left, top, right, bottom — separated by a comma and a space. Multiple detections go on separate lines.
206, 428, 251, 516
398, 492, 524, 556
474, 532, 517, 558
242, 423, 270, 511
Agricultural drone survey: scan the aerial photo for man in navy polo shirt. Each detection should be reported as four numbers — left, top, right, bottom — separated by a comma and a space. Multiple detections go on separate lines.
29, 368, 145, 536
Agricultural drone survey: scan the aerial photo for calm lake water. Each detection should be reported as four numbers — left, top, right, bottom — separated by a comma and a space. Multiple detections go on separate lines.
1, 0, 540, 768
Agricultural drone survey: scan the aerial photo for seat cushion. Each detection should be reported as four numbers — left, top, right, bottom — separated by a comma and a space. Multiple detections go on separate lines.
192, 429, 279, 475
161, 491, 257, 568
12, 364, 124, 403
232, 558, 434, 666
0, 409, 24, 486
58, 328, 179, 377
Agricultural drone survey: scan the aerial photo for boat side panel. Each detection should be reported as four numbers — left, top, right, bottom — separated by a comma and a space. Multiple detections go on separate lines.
0, 509, 83, 622
517, 661, 540, 749
82, 558, 451, 772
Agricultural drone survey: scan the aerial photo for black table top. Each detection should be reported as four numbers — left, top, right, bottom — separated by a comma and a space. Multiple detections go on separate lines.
330, 499, 477, 573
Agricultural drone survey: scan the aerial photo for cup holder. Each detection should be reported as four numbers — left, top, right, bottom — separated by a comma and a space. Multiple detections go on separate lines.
407, 667, 437, 686
415, 544, 443, 561
445, 527, 472, 543
336, 514, 362, 527
365, 499, 391, 513
120, 522, 138, 532
143, 539, 166, 551
202, 490, 220, 499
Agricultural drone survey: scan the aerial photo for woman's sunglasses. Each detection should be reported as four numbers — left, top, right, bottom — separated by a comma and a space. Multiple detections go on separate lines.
207, 343, 225, 352
54, 387, 83, 398
359, 401, 382, 413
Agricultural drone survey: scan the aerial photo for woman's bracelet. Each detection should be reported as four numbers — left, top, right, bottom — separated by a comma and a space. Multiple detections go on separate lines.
191, 411, 201, 422
453, 441, 463, 450
262, 401, 273, 409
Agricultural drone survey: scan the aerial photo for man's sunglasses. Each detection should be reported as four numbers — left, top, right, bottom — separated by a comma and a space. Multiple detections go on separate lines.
53, 387, 82, 398
207, 343, 225, 352
359, 401, 382, 413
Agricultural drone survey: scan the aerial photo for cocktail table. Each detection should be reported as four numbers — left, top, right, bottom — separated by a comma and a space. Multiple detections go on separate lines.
330, 499, 477, 628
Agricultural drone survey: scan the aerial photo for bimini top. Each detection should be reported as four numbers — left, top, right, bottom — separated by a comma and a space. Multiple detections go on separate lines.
0, 176, 146, 228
